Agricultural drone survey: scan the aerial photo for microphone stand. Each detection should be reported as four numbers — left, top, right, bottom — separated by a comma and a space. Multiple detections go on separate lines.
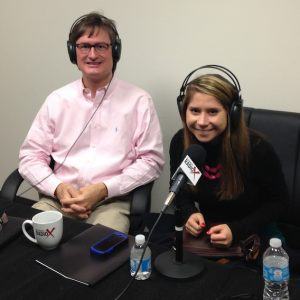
154, 200, 205, 279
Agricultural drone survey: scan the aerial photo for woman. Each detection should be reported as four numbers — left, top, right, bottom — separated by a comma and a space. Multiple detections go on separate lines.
170, 74, 288, 247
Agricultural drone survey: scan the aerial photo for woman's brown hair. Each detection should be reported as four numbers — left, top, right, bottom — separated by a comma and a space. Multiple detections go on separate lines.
182, 74, 250, 200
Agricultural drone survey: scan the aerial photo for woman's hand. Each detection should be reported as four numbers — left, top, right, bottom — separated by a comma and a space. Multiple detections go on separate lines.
207, 224, 233, 247
185, 212, 206, 237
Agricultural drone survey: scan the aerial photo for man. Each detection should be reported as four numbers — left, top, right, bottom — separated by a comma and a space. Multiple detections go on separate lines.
19, 12, 164, 233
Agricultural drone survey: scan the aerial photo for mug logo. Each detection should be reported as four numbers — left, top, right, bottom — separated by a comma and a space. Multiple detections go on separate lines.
36, 227, 56, 238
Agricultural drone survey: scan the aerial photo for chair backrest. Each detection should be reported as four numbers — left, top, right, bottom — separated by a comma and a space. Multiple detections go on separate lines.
0, 169, 23, 202
244, 107, 300, 226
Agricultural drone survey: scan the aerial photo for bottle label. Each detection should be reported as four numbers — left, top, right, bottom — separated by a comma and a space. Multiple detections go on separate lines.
131, 257, 151, 273
263, 265, 289, 282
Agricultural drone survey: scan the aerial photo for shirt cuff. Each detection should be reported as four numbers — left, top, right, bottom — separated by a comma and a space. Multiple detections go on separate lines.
102, 177, 121, 199
227, 221, 246, 244
43, 177, 63, 198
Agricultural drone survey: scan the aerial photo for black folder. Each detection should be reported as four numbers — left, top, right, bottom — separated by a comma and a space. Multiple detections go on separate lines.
36, 224, 134, 286
0, 215, 24, 248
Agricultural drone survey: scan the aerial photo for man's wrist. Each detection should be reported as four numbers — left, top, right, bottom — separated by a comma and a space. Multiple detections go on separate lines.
54, 183, 63, 198
101, 182, 108, 198
96, 182, 108, 201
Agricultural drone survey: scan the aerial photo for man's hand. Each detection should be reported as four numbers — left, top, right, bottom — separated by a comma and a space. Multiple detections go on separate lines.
207, 224, 233, 247
61, 182, 108, 213
55, 182, 80, 200
55, 183, 90, 219
185, 212, 206, 237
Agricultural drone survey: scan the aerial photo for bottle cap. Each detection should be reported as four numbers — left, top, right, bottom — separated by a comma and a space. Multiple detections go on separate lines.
135, 234, 145, 245
269, 238, 282, 248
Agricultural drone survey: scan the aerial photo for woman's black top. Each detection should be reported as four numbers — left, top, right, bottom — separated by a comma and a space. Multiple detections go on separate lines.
169, 129, 288, 242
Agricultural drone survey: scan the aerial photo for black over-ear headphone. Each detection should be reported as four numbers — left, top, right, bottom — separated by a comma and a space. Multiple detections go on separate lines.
67, 14, 122, 70
177, 64, 243, 130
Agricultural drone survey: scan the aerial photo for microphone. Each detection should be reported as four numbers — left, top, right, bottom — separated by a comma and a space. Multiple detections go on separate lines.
155, 144, 207, 279
162, 144, 206, 212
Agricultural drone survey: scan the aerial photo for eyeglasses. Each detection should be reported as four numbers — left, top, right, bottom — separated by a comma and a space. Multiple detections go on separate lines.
0, 212, 8, 232
76, 43, 111, 54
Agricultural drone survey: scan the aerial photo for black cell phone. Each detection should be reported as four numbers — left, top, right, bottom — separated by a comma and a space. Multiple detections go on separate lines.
90, 231, 128, 256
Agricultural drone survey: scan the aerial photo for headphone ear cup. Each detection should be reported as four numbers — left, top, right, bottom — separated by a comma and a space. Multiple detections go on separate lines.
230, 98, 243, 130
177, 94, 184, 117
112, 37, 122, 63
67, 41, 77, 64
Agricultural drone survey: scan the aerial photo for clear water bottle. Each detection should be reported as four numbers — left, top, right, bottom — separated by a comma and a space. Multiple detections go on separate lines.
263, 238, 289, 300
130, 234, 151, 280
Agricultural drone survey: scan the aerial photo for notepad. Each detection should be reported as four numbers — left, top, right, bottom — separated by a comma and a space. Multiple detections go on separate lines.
36, 224, 134, 286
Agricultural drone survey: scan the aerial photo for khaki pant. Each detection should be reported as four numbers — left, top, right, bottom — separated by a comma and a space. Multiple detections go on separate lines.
32, 195, 131, 233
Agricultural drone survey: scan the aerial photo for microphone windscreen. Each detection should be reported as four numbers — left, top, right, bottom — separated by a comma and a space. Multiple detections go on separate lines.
182, 144, 206, 169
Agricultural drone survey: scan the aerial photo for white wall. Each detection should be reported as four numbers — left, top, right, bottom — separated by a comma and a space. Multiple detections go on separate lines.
1, 0, 299, 211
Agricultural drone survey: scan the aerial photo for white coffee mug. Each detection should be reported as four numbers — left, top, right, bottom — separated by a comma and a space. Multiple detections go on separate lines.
22, 211, 63, 250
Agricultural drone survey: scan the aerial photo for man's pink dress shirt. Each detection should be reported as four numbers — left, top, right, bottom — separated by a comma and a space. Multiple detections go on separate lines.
19, 77, 164, 198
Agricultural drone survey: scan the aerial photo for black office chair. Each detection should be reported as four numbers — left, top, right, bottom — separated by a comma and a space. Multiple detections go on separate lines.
1, 168, 153, 235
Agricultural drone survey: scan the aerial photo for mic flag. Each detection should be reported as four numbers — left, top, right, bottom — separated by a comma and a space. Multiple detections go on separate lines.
171, 144, 206, 186
163, 144, 206, 210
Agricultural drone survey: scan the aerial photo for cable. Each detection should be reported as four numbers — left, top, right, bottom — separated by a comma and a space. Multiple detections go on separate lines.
17, 76, 113, 198
114, 211, 165, 300
216, 294, 258, 300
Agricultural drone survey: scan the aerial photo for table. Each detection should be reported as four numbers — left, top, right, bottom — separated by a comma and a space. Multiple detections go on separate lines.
1, 199, 299, 300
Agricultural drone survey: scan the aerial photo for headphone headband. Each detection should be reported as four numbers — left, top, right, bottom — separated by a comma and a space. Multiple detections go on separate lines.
179, 64, 241, 98
68, 13, 119, 42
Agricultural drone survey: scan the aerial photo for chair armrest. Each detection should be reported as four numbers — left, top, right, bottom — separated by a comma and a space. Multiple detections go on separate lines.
1, 169, 24, 202
130, 181, 154, 216
1, 157, 54, 203
129, 181, 154, 235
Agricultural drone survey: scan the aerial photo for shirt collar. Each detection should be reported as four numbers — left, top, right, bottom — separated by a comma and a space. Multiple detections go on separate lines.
79, 75, 117, 101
